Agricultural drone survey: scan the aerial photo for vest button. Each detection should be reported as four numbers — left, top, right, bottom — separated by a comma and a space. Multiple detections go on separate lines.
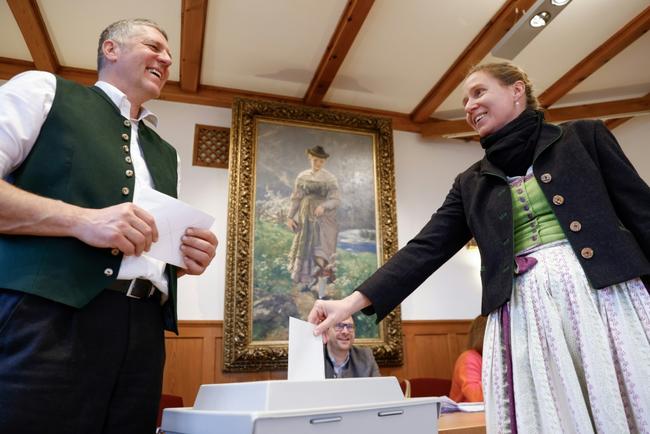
125, 156, 132, 164
111, 248, 120, 256
104, 268, 114, 276
122, 187, 130, 196
580, 247, 594, 259
552, 195, 564, 205
123, 119, 131, 127
122, 145, 130, 153
540, 173, 552, 183
125, 169, 134, 177
121, 133, 129, 141
569, 221, 582, 232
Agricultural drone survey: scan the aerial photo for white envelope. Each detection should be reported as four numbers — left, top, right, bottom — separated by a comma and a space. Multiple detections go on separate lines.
135, 187, 215, 268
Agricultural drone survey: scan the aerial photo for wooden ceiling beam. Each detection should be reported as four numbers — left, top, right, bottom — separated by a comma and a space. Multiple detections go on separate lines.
545, 94, 650, 123
163, 84, 421, 133
420, 119, 471, 138
57, 66, 98, 86
3, 62, 644, 138
410, 0, 537, 123
0, 57, 34, 77
604, 117, 633, 130
180, 0, 208, 93
421, 94, 650, 137
303, 0, 374, 106
7, 0, 59, 73
322, 102, 421, 133
603, 92, 650, 130
0, 62, 420, 133
538, 6, 650, 108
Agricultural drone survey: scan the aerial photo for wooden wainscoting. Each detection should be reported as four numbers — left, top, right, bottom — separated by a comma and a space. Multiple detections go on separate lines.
163, 319, 472, 406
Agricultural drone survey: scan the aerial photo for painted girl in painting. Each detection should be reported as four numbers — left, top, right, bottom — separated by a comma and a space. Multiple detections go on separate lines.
287, 145, 340, 298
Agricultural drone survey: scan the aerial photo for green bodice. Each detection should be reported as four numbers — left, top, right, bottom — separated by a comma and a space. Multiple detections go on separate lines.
511, 174, 566, 254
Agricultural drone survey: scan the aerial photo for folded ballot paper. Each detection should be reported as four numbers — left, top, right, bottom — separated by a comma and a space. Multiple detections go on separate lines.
287, 317, 325, 381
439, 397, 485, 413
135, 187, 215, 268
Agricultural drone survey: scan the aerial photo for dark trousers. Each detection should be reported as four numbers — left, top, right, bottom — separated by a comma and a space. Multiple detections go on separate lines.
0, 288, 165, 434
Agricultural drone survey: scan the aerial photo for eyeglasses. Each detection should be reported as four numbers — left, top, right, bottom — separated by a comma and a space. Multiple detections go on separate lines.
334, 323, 355, 332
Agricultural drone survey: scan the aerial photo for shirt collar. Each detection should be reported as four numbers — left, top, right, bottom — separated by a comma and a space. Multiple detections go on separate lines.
326, 347, 350, 369
94, 81, 159, 127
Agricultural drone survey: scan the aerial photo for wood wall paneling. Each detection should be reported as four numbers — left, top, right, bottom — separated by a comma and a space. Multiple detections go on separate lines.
163, 319, 472, 406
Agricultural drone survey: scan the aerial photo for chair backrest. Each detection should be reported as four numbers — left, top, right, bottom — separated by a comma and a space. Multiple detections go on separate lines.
157, 393, 184, 427
408, 377, 452, 398
398, 378, 411, 398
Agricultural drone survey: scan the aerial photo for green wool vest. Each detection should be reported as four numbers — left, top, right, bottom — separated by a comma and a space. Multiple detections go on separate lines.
0, 76, 179, 332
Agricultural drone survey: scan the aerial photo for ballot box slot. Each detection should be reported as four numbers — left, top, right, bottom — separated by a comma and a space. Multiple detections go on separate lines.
309, 415, 343, 424
377, 409, 404, 417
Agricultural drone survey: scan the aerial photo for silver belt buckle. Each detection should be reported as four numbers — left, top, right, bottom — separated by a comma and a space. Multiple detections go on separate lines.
126, 279, 142, 299
126, 279, 155, 299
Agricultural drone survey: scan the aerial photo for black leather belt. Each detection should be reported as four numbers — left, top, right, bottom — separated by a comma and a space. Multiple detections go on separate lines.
107, 278, 156, 299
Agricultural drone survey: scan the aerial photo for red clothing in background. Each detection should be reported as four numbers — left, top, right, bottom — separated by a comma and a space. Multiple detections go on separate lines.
449, 349, 483, 402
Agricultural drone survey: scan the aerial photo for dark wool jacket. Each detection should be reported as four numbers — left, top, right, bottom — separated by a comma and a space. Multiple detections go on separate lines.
324, 345, 381, 378
358, 120, 650, 320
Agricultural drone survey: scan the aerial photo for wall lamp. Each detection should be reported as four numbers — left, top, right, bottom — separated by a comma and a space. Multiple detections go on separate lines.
492, 0, 572, 59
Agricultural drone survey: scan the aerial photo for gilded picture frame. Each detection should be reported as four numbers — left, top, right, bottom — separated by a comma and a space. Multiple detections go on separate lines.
223, 97, 402, 371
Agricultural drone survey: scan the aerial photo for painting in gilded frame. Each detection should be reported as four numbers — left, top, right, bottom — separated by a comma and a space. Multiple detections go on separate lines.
223, 98, 402, 371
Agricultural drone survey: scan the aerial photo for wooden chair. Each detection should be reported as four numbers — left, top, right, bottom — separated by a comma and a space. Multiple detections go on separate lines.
398, 378, 411, 398
408, 377, 452, 398
157, 393, 184, 427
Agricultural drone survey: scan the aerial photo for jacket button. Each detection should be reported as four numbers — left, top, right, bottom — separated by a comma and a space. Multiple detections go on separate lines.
580, 247, 594, 259
125, 169, 134, 177
104, 268, 114, 276
123, 119, 131, 127
121, 133, 129, 141
540, 173, 552, 183
122, 145, 130, 153
552, 195, 564, 205
122, 187, 130, 196
569, 221, 582, 232
125, 156, 132, 164
111, 248, 120, 256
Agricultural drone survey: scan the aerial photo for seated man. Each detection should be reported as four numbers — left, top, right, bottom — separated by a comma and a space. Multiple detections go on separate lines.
324, 316, 380, 378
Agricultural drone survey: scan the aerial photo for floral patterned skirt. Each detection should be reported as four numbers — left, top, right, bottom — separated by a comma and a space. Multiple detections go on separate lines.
483, 240, 650, 434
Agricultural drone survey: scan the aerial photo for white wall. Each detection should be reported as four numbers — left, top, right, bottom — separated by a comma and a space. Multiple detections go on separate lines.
134, 100, 650, 321
609, 115, 650, 182
392, 131, 484, 319
145, 99, 231, 320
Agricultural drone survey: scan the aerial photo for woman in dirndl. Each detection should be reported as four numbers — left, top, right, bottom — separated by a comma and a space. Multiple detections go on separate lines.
308, 61, 650, 433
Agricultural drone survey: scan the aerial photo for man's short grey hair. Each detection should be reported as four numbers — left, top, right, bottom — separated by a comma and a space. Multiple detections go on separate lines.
97, 18, 168, 71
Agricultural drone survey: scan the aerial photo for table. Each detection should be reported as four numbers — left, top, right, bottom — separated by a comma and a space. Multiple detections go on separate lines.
438, 411, 486, 434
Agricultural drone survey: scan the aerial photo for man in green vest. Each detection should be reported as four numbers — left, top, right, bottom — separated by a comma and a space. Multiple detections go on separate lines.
0, 18, 217, 434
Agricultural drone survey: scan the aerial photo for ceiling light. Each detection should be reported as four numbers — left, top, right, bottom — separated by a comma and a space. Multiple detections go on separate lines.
492, 0, 572, 59
530, 11, 551, 28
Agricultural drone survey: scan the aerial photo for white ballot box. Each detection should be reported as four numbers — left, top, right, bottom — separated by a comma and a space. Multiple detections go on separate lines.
160, 376, 442, 434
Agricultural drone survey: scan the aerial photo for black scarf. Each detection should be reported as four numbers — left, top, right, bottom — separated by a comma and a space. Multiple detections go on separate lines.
480, 108, 545, 177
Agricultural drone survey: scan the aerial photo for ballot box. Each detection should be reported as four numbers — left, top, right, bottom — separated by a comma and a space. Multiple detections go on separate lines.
159, 376, 442, 434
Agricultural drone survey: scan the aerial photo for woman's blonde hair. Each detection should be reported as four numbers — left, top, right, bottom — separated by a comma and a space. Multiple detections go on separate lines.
466, 62, 540, 110
466, 315, 488, 354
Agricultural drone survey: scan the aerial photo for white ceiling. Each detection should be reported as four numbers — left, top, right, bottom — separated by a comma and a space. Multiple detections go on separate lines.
2, 0, 649, 134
